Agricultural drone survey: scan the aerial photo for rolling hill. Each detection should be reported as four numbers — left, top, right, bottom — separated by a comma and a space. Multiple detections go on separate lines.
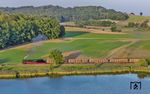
0, 5, 129, 21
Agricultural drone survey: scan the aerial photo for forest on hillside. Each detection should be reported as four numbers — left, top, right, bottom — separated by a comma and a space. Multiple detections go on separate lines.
0, 11, 64, 49
0, 5, 129, 21
0, 5, 130, 49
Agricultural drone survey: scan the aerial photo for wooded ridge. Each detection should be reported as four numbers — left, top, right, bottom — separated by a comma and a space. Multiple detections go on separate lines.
0, 5, 129, 21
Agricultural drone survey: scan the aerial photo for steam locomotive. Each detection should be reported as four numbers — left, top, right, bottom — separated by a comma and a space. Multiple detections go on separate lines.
23, 59, 47, 64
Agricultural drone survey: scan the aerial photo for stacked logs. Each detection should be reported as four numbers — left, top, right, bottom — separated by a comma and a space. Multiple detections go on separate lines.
65, 58, 139, 64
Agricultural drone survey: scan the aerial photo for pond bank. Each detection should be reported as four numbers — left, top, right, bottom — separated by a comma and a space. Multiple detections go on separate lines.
1, 68, 150, 79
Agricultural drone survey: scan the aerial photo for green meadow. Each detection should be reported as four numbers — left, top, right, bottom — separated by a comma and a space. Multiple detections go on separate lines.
130, 40, 150, 50
65, 31, 150, 39
1, 24, 150, 64
0, 32, 131, 64
127, 15, 150, 22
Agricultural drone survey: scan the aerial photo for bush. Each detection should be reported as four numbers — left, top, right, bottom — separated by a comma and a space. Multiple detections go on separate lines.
141, 59, 150, 67
145, 59, 150, 65
140, 21, 149, 28
49, 49, 64, 65
111, 25, 122, 32
59, 25, 65, 37
127, 21, 150, 31
127, 22, 139, 27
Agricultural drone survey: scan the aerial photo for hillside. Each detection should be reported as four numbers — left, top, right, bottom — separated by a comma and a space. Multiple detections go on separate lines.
127, 15, 150, 22
0, 5, 129, 21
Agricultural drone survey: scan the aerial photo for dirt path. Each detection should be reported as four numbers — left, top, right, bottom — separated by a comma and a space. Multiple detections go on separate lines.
107, 39, 139, 58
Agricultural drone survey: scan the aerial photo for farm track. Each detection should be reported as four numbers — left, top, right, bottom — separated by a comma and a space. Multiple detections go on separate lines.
107, 39, 140, 58
1, 36, 150, 55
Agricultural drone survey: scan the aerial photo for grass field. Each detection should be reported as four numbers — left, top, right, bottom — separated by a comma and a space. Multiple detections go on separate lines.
1, 16, 150, 78
127, 15, 150, 22
65, 31, 150, 40
130, 40, 150, 50
1, 15, 150, 64
65, 32, 132, 39
0, 38, 129, 64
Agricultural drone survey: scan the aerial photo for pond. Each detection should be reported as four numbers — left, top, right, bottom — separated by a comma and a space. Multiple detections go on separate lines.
0, 74, 150, 94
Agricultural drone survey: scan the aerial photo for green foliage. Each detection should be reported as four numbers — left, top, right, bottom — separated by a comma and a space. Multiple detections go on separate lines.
35, 17, 61, 39
111, 25, 122, 32
145, 59, 150, 65
0, 37, 129, 64
111, 25, 117, 32
0, 5, 129, 21
127, 21, 149, 28
140, 21, 149, 28
127, 22, 139, 27
76, 20, 116, 27
127, 21, 150, 31
0, 12, 63, 49
49, 49, 63, 65
59, 25, 65, 37
141, 59, 150, 67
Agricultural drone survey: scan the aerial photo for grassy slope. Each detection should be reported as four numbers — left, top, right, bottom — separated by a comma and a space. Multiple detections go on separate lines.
1, 31, 150, 64
1, 15, 150, 64
127, 15, 150, 22
129, 40, 150, 50
0, 32, 130, 64
2, 16, 150, 77
65, 32, 132, 39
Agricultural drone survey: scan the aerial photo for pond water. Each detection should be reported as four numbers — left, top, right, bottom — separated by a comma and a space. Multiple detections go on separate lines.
0, 74, 150, 94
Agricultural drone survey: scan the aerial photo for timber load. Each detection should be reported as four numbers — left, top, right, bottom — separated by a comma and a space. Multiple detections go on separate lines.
65, 58, 139, 64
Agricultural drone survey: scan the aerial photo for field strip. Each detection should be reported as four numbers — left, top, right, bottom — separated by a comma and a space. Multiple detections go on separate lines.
107, 39, 139, 58
66, 27, 126, 34
0, 38, 150, 53
0, 39, 73, 53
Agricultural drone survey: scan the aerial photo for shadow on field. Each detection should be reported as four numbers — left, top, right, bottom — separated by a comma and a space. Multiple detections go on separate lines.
65, 51, 81, 60
65, 31, 89, 38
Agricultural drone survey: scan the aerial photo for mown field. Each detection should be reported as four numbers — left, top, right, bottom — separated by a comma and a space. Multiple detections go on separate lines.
0, 32, 130, 64
1, 30, 150, 64
1, 15, 150, 64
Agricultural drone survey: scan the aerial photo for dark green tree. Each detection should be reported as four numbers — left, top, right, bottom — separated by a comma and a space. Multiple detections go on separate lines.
111, 25, 122, 32
140, 12, 143, 16
0, 12, 62, 49
59, 25, 65, 37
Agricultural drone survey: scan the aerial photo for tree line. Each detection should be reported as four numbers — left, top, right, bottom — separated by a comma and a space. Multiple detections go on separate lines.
0, 5, 129, 21
0, 11, 65, 49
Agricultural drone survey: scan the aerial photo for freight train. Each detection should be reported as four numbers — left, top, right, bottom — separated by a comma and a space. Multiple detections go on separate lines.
22, 58, 139, 64
65, 58, 139, 64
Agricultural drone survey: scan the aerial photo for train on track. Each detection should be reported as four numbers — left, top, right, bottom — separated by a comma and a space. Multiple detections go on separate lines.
65, 58, 139, 64
23, 59, 47, 64
22, 58, 139, 64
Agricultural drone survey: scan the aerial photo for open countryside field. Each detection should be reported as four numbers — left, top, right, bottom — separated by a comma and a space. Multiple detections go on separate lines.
1, 10, 150, 79
1, 15, 150, 64
0, 33, 129, 64
1, 29, 150, 64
